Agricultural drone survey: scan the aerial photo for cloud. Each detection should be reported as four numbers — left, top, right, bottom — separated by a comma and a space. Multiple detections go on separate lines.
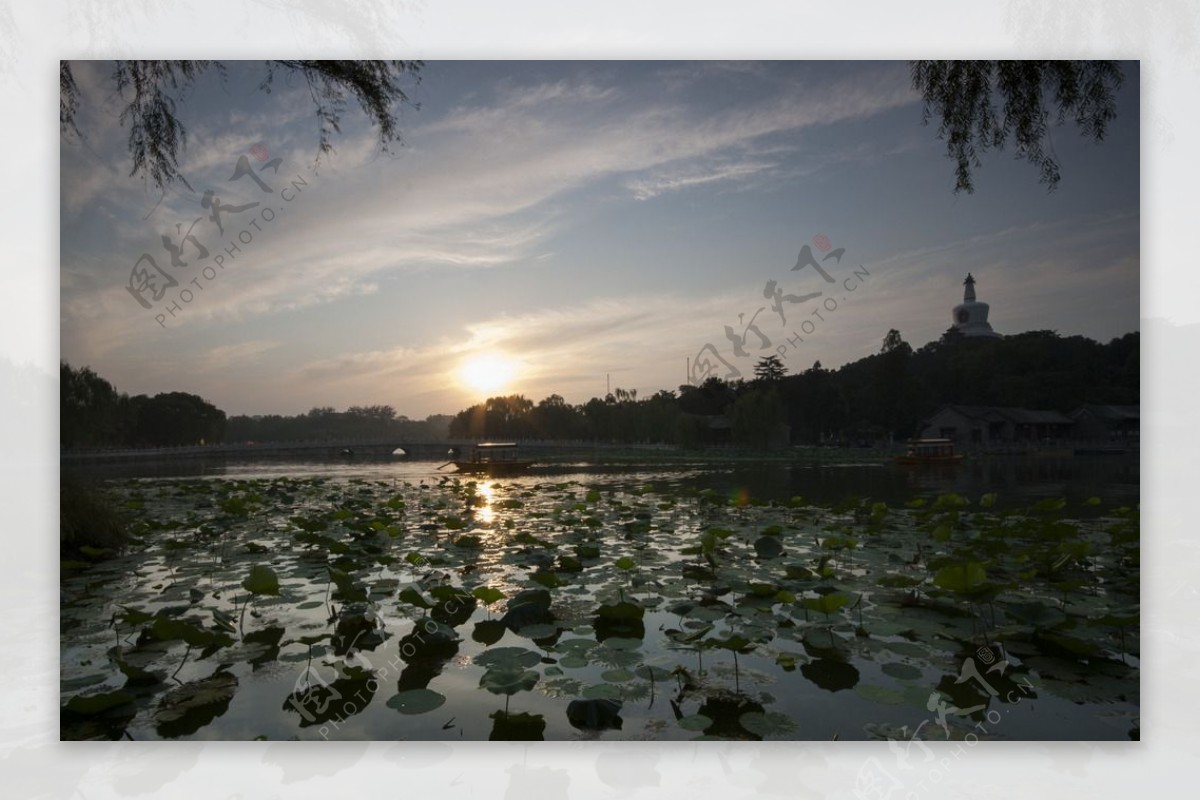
196, 340, 282, 372
268, 287, 757, 416
62, 63, 917, 362
625, 158, 779, 200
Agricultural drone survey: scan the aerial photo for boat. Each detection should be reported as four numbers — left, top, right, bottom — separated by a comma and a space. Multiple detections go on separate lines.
452, 442, 536, 476
894, 438, 965, 465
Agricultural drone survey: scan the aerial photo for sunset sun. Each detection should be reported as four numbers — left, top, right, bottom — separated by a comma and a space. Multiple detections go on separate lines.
458, 353, 518, 395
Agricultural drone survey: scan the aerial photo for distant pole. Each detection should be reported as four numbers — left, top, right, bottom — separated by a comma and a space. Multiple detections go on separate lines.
686, 357, 690, 386
606, 373, 610, 395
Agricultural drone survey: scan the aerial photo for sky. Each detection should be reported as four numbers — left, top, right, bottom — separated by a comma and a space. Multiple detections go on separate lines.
60, 60, 1140, 419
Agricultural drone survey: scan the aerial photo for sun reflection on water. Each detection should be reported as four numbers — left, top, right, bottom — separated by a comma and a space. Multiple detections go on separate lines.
473, 480, 497, 525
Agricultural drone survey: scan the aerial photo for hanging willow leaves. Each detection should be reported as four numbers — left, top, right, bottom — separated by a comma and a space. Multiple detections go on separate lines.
910, 60, 1123, 193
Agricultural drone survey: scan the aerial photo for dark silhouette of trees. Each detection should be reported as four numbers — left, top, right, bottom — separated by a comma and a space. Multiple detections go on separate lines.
753, 355, 787, 384
729, 388, 785, 448
60, 361, 448, 448
60, 60, 423, 189
128, 391, 226, 446
677, 376, 738, 416
225, 408, 450, 443
910, 60, 1124, 193
61, 362, 122, 449
63, 325, 1140, 453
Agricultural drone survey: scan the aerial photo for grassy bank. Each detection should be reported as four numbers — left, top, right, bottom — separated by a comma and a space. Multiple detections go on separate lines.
60, 471, 128, 564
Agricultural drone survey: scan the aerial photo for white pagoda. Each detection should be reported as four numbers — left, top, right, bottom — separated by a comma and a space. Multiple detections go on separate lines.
951, 273, 1002, 338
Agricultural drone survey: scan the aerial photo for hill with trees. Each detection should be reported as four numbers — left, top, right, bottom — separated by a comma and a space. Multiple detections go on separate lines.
448, 328, 1139, 447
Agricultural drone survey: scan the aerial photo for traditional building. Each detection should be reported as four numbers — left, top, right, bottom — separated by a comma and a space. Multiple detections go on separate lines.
919, 405, 1074, 448
952, 273, 1002, 338
1071, 404, 1139, 443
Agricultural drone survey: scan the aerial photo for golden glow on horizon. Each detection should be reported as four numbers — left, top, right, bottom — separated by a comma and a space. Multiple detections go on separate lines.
458, 353, 518, 396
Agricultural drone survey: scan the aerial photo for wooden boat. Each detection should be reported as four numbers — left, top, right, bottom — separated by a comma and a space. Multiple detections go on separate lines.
452, 442, 536, 476
895, 438, 965, 465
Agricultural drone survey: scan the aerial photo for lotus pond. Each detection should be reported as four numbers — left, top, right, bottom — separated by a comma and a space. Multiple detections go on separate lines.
60, 466, 1139, 741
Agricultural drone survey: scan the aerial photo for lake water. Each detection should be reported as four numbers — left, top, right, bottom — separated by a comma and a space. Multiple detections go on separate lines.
73, 451, 1140, 509
60, 454, 1140, 741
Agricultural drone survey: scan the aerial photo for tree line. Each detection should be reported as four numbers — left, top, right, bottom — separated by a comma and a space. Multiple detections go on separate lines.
62, 328, 1137, 450
224, 407, 451, 444
60, 362, 450, 449
448, 328, 1139, 448
61, 362, 227, 448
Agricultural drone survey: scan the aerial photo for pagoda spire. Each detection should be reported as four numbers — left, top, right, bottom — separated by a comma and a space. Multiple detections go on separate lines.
963, 273, 976, 303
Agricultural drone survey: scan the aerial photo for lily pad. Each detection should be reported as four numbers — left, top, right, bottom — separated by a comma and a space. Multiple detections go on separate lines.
739, 711, 797, 737
154, 673, 238, 738
65, 690, 135, 715
472, 586, 505, 606
581, 683, 622, 700
386, 688, 446, 715
634, 665, 672, 682
475, 647, 541, 669
753, 536, 784, 559
472, 620, 507, 646
242, 565, 280, 596
677, 714, 713, 731
480, 666, 539, 696
489, 710, 545, 741
855, 684, 907, 705
933, 562, 989, 595
881, 662, 924, 681
567, 698, 623, 730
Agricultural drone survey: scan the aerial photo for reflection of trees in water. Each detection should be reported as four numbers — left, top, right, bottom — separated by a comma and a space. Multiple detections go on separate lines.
690, 457, 1139, 512
922, 456, 1139, 509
